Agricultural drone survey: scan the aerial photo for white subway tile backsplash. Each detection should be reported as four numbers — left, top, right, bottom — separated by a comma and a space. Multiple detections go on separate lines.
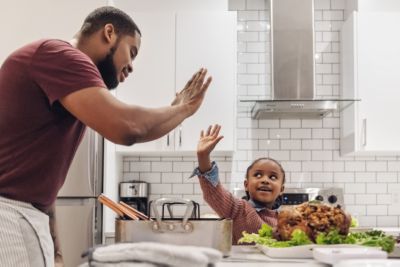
139, 172, 161, 183
358, 216, 377, 227
323, 139, 339, 150
129, 161, 151, 172
270, 129, 290, 139
291, 151, 311, 161
173, 162, 194, 172
356, 194, 376, 205
151, 162, 172, 172
269, 151, 290, 161
331, 0, 345, 10
248, 128, 268, 139
302, 161, 323, 172
323, 161, 345, 172
247, 42, 267, 53
388, 205, 400, 216
312, 129, 333, 139
281, 140, 301, 150
377, 216, 398, 227
291, 129, 312, 139
246, 0, 266, 10
238, 10, 259, 21
315, 21, 332, 31
162, 173, 183, 184
388, 161, 400, 171
367, 205, 387, 216
173, 184, 193, 194
312, 151, 333, 161
238, 139, 258, 150
150, 184, 172, 194
281, 161, 302, 172
377, 173, 397, 183
377, 194, 392, 205
355, 172, 376, 183
345, 183, 366, 194
259, 139, 280, 150
345, 161, 366, 172
346, 205, 366, 216
259, 119, 280, 128
322, 11, 343, 21
312, 172, 333, 183
367, 183, 387, 194
334, 172, 354, 183
366, 162, 387, 172
280, 120, 301, 128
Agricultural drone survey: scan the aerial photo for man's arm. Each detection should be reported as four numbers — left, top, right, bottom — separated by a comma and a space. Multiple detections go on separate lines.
60, 69, 211, 145
46, 204, 64, 267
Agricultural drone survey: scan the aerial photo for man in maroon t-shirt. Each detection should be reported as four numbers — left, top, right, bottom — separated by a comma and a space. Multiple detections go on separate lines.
0, 6, 212, 267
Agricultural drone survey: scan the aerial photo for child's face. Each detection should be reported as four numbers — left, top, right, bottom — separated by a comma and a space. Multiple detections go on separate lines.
244, 159, 285, 208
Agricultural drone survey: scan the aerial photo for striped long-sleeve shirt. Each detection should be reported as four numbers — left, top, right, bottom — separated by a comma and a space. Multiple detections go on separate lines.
192, 162, 278, 244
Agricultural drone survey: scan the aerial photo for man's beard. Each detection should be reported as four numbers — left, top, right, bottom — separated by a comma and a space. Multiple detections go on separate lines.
97, 46, 119, 90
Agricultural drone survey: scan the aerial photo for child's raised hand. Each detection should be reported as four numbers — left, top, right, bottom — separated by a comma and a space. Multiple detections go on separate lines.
197, 124, 224, 157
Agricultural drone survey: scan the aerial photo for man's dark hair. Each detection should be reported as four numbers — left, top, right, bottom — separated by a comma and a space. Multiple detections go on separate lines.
80, 6, 141, 37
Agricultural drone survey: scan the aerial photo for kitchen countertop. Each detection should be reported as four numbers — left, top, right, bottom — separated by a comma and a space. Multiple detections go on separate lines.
217, 246, 329, 267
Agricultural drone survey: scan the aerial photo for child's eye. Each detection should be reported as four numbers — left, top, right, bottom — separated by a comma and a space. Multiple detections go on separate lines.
269, 175, 278, 180
254, 173, 262, 178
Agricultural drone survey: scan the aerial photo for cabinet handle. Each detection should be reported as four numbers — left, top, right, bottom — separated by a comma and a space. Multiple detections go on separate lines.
179, 126, 182, 147
167, 134, 170, 146
362, 118, 367, 146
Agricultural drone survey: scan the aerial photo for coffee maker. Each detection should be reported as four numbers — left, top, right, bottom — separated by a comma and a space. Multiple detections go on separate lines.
119, 181, 149, 216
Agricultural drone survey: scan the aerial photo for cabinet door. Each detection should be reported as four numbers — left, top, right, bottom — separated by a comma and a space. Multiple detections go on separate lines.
175, 12, 236, 153
115, 12, 176, 152
1, 0, 107, 64
357, 12, 400, 152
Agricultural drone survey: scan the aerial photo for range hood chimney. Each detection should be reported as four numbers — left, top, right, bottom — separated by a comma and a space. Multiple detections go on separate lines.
245, 0, 356, 119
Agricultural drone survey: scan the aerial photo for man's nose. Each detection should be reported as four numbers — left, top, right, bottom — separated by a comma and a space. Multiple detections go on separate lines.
127, 63, 133, 73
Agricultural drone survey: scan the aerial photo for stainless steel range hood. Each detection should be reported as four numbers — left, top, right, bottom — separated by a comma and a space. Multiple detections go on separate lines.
245, 0, 357, 119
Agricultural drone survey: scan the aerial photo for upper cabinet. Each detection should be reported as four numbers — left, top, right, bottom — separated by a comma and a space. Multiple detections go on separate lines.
1, 0, 107, 64
115, 11, 237, 155
340, 11, 400, 155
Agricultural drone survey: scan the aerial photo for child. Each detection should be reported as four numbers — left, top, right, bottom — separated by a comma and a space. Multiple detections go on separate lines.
191, 124, 286, 244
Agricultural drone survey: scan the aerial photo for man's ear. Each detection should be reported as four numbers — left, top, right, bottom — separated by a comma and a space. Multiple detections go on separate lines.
103, 24, 116, 44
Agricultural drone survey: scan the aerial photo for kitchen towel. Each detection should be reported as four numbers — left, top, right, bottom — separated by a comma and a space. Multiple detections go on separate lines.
80, 242, 223, 267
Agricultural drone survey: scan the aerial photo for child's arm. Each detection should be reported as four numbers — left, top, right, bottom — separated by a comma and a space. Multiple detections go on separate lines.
197, 125, 223, 173
194, 125, 246, 219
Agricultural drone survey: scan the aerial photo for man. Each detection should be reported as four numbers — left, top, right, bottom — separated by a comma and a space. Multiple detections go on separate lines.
0, 6, 212, 266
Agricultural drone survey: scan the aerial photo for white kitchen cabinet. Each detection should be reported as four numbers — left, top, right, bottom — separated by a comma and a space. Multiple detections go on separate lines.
0, 0, 107, 64
116, 11, 237, 155
340, 11, 400, 155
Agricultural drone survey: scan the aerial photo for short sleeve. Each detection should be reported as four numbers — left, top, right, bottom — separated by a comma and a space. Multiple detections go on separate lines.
30, 40, 106, 105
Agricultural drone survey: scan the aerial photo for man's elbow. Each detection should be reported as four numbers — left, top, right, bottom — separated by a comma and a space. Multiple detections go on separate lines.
117, 123, 148, 146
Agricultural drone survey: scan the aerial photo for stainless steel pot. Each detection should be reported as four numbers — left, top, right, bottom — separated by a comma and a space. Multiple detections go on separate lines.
115, 198, 232, 256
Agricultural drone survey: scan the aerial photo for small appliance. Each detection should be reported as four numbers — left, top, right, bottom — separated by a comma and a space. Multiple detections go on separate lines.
119, 181, 149, 215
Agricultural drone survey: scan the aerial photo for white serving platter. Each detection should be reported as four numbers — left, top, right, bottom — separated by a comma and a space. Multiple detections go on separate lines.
256, 244, 369, 259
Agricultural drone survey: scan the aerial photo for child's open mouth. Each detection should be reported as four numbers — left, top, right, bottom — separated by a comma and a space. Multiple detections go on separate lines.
257, 186, 272, 192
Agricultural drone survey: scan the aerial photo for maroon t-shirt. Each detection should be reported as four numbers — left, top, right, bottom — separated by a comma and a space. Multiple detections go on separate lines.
0, 39, 106, 210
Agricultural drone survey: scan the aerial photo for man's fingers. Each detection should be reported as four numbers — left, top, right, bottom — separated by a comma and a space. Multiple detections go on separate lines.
200, 130, 204, 138
206, 125, 212, 136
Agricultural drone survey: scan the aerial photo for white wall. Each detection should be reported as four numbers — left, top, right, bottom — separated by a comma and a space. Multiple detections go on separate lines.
122, 0, 400, 228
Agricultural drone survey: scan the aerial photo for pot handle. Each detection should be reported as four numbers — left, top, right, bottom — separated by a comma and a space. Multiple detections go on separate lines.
151, 198, 194, 228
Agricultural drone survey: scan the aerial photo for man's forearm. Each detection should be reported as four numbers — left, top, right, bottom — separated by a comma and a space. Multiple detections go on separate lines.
132, 104, 191, 143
